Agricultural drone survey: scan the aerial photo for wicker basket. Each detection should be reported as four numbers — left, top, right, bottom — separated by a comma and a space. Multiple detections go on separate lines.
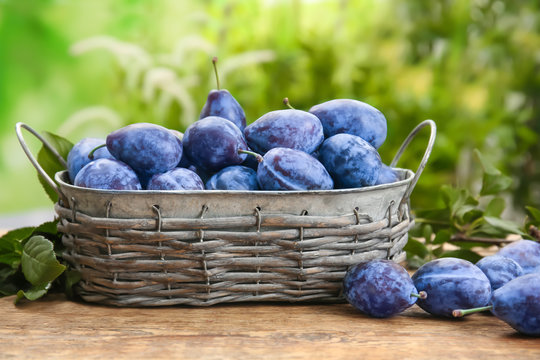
16, 120, 436, 306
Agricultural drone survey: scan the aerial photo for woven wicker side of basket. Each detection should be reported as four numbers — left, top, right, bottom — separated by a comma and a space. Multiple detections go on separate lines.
56, 201, 413, 307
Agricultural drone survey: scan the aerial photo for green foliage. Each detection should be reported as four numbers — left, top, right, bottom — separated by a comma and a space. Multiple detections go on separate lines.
407, 150, 539, 268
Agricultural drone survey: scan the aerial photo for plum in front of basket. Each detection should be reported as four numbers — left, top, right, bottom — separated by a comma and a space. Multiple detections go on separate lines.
343, 259, 426, 318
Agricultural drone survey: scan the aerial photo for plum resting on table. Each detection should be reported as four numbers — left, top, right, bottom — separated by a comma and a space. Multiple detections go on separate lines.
74, 158, 141, 190
475, 255, 524, 291
256, 147, 333, 191
67, 137, 114, 183
496, 239, 540, 275
205, 165, 259, 190
309, 98, 387, 149
318, 133, 382, 189
182, 116, 248, 173
411, 257, 492, 318
147, 167, 204, 191
454, 273, 540, 336
105, 122, 183, 187
244, 109, 324, 155
343, 259, 426, 318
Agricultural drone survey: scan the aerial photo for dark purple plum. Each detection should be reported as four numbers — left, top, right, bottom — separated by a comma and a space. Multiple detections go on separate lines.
205, 165, 259, 190
496, 239, 540, 274
182, 116, 248, 173
319, 133, 382, 189
257, 147, 333, 191
67, 137, 114, 183
147, 167, 204, 190
199, 57, 246, 131
343, 259, 426, 318
106, 123, 183, 187
244, 109, 324, 154
74, 158, 141, 190
375, 164, 400, 185
476, 255, 524, 291
454, 273, 540, 336
411, 257, 492, 318
309, 99, 387, 149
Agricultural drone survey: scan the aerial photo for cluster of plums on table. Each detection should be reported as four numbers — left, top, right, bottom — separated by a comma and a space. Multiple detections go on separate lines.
67, 58, 396, 192
343, 239, 540, 336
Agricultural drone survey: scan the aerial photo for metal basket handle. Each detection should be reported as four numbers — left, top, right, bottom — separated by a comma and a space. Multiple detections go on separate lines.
390, 119, 437, 206
15, 122, 70, 206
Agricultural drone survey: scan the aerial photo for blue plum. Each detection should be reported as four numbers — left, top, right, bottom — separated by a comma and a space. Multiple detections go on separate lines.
199, 57, 246, 131
147, 167, 204, 190
182, 116, 248, 173
106, 123, 183, 187
74, 158, 141, 190
257, 147, 333, 191
454, 273, 540, 336
412, 257, 492, 317
244, 109, 324, 154
343, 259, 426, 318
205, 165, 259, 190
476, 255, 524, 291
375, 164, 400, 185
67, 137, 114, 183
496, 239, 540, 274
309, 99, 387, 149
319, 133, 382, 189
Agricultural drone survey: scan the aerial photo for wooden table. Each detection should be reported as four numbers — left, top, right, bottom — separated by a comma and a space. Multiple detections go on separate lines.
2, 293, 539, 359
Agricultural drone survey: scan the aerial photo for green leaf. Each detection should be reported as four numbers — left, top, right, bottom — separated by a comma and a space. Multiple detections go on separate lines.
439, 249, 483, 263
64, 270, 81, 298
21, 236, 66, 286
474, 149, 512, 196
526, 206, 540, 223
441, 185, 478, 220
404, 238, 430, 259
432, 229, 452, 245
15, 283, 50, 303
483, 216, 526, 237
36, 132, 73, 203
485, 197, 506, 218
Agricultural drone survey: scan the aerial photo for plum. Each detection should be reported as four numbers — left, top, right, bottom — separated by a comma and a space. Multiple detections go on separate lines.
411, 257, 492, 317
309, 99, 387, 149
106, 123, 183, 187
319, 133, 382, 189
147, 167, 204, 191
199, 57, 246, 131
454, 273, 540, 336
205, 165, 259, 190
496, 239, 540, 274
67, 137, 114, 183
343, 259, 426, 318
257, 147, 333, 191
244, 109, 324, 155
476, 255, 524, 291
375, 164, 400, 185
182, 116, 248, 173
74, 158, 141, 190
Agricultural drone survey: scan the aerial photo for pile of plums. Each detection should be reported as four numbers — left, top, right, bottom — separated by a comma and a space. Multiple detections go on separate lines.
343, 239, 540, 336
68, 58, 397, 192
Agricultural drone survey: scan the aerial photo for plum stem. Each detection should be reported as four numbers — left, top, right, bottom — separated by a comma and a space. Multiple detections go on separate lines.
238, 149, 263, 163
452, 305, 493, 318
212, 56, 220, 90
411, 291, 427, 300
88, 143, 107, 160
283, 97, 295, 110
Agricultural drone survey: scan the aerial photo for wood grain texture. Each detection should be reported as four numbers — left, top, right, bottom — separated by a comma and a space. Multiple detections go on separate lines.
2, 294, 539, 360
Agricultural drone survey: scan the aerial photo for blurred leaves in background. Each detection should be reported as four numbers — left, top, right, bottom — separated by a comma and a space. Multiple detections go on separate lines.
0, 0, 539, 217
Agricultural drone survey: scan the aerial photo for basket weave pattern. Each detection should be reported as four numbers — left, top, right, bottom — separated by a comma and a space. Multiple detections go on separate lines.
56, 201, 412, 307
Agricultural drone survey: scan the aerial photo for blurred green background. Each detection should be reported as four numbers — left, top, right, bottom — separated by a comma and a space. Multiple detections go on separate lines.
1, 0, 539, 221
